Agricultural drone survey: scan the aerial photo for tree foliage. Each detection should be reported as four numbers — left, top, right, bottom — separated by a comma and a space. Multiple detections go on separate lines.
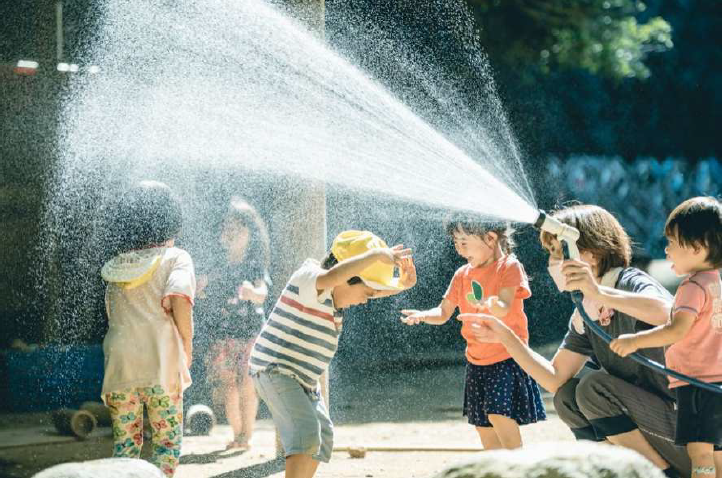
491, 0, 722, 160
468, 0, 672, 79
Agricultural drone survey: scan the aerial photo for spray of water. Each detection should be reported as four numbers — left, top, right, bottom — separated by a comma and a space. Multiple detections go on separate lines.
39, 0, 542, 345
56, 0, 538, 225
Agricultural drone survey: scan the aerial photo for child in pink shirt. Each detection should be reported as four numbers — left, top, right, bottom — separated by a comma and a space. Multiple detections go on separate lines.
611, 197, 722, 478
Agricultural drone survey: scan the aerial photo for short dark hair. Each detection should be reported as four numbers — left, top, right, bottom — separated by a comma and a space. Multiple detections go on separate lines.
539, 204, 632, 276
444, 213, 516, 254
320, 252, 363, 286
665, 197, 722, 268
107, 180, 183, 255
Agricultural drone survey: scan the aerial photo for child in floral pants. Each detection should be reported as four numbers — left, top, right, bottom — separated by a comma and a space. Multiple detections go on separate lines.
100, 181, 195, 477
106, 387, 183, 476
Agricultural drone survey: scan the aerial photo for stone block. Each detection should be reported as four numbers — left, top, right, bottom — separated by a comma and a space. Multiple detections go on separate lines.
433, 441, 665, 478
32, 458, 164, 478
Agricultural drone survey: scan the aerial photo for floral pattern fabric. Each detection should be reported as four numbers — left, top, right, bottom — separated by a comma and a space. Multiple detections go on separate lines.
106, 386, 183, 477
205, 337, 253, 384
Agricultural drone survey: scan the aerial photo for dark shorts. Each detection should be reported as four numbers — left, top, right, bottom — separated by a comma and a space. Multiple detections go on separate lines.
675, 383, 722, 449
463, 358, 546, 427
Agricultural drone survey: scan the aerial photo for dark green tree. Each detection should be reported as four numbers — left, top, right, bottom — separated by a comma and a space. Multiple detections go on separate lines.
468, 0, 673, 80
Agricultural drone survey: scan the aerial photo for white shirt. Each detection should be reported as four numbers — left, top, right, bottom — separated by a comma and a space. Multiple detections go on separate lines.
101, 247, 195, 400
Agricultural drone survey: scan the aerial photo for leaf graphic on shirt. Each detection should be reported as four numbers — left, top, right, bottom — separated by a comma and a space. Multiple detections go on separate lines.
472, 281, 484, 301
466, 280, 484, 305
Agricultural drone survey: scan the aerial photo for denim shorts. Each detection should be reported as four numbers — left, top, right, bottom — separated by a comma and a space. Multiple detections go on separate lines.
252, 368, 333, 462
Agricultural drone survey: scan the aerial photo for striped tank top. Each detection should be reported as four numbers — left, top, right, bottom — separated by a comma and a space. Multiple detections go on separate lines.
249, 259, 342, 389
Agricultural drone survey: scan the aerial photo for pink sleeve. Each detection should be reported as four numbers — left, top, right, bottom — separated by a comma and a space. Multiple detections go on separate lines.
161, 250, 197, 314
443, 269, 462, 307
501, 259, 531, 299
673, 280, 705, 318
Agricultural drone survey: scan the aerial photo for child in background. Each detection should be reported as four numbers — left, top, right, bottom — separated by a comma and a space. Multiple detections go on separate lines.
100, 180, 195, 477
401, 216, 545, 449
195, 197, 271, 450
611, 197, 722, 478
249, 230, 416, 478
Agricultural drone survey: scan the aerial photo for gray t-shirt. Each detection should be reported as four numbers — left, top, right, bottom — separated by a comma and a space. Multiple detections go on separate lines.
560, 267, 675, 400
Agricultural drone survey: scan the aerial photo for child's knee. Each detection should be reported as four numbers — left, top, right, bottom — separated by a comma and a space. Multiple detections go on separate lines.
487, 413, 515, 426
475, 426, 498, 440
687, 442, 715, 464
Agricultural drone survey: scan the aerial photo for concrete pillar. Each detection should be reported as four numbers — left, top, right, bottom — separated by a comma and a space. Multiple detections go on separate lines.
270, 0, 328, 458
269, 0, 327, 291
269, 0, 327, 343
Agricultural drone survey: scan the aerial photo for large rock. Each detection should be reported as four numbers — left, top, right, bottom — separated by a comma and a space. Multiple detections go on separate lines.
32, 458, 164, 478
433, 441, 666, 478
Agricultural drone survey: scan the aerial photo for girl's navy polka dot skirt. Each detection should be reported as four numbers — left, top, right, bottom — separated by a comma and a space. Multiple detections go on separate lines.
463, 358, 547, 427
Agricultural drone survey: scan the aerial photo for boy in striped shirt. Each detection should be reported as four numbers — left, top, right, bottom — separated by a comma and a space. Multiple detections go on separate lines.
250, 230, 416, 478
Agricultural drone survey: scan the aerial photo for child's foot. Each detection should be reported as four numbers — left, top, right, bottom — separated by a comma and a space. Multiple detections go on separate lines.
226, 439, 251, 451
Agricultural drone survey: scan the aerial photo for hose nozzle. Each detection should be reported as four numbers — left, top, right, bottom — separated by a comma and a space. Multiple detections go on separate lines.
534, 210, 581, 260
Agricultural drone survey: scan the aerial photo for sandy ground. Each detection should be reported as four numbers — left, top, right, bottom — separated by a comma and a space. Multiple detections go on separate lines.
176, 415, 574, 478
0, 363, 575, 478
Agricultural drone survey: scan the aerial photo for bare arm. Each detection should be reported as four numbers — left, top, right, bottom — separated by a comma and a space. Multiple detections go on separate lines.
562, 260, 671, 326
476, 286, 515, 318
593, 286, 671, 326
401, 298, 456, 325
458, 313, 588, 394
610, 310, 696, 357
316, 246, 411, 291
240, 279, 268, 305
196, 274, 209, 298
500, 326, 588, 393
170, 296, 194, 366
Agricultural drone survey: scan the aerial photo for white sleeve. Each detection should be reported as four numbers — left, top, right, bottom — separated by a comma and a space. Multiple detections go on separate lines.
290, 260, 324, 304
161, 250, 197, 312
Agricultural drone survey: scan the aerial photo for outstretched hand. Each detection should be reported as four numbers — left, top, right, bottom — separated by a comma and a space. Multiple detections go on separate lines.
471, 296, 499, 314
378, 244, 413, 266
457, 313, 509, 343
400, 309, 425, 325
398, 256, 417, 289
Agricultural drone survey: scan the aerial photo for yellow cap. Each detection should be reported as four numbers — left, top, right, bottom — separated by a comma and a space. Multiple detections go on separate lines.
330, 230, 402, 290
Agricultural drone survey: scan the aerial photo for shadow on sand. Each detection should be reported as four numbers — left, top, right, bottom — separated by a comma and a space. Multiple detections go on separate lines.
179, 448, 249, 465
209, 457, 285, 478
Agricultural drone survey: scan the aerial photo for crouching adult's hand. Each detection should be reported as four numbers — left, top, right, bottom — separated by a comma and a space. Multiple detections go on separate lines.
457, 313, 511, 343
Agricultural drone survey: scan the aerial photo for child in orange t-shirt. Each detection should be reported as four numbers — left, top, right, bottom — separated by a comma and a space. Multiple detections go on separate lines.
401, 216, 545, 449
611, 197, 722, 478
